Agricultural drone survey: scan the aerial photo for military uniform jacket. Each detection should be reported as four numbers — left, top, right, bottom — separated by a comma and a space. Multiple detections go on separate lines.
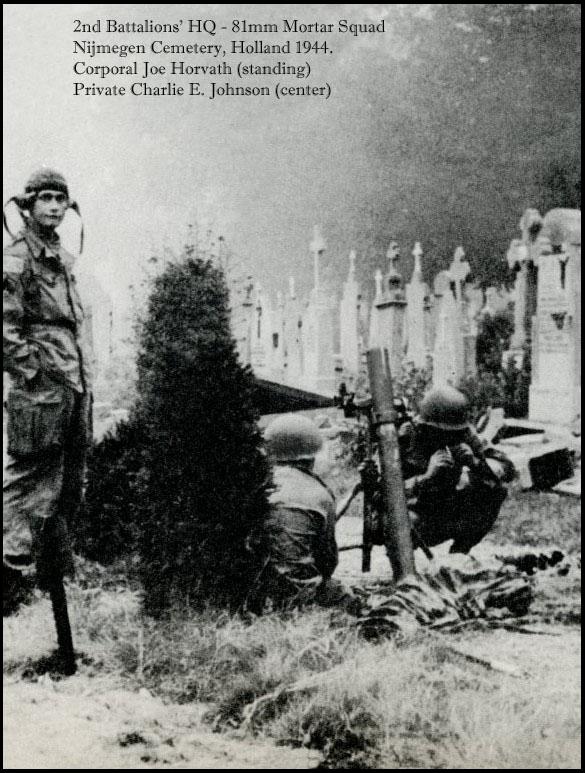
3, 226, 93, 455
402, 426, 514, 513
265, 465, 339, 581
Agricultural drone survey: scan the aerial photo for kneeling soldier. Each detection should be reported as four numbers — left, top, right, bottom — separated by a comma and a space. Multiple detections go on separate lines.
402, 386, 515, 555
250, 414, 360, 612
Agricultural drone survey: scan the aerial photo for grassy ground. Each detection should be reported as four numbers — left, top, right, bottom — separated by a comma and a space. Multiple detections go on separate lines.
4, 582, 580, 768
488, 488, 581, 552
4, 485, 581, 769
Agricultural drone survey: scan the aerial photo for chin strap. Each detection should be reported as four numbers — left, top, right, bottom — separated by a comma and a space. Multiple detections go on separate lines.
3, 197, 84, 254
68, 201, 84, 254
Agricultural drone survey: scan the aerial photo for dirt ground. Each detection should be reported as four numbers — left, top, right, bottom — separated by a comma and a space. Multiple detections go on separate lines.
4, 623, 580, 769
3, 677, 321, 769
4, 544, 581, 768
3, 514, 581, 769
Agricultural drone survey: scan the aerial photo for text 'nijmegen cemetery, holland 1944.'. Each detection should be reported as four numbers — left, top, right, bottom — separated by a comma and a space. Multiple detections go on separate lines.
71, 15, 388, 97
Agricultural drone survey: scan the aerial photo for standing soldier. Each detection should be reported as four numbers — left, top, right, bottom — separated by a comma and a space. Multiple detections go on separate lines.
3, 169, 92, 668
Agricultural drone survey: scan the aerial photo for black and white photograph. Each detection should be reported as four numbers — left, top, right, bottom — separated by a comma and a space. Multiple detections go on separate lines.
3, 4, 581, 769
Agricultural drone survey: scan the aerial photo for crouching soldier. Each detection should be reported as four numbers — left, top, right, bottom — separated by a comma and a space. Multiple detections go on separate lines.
248, 414, 361, 613
402, 386, 515, 555
3, 168, 93, 616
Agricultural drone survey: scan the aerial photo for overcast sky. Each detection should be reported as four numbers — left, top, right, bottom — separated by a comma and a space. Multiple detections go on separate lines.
3, 4, 581, 333
4, 5, 393, 309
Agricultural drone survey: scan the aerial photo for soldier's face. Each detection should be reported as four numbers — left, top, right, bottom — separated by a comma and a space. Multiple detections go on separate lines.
30, 190, 69, 229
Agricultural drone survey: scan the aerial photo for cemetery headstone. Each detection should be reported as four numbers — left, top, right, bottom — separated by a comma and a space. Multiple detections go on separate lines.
405, 242, 428, 368
368, 241, 407, 376
529, 209, 581, 425
339, 250, 361, 379
302, 226, 338, 395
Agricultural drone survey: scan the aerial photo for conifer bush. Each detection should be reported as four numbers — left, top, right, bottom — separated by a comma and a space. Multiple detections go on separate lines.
75, 419, 146, 564
133, 251, 270, 614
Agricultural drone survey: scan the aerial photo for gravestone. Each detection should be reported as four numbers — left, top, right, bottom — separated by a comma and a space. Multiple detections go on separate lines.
405, 242, 428, 368
432, 270, 465, 386
270, 290, 286, 382
462, 285, 485, 378
448, 246, 470, 302
302, 226, 338, 395
250, 283, 274, 379
504, 209, 541, 366
232, 274, 255, 365
339, 250, 360, 378
283, 276, 304, 387
368, 241, 407, 377
529, 209, 581, 426
448, 246, 477, 378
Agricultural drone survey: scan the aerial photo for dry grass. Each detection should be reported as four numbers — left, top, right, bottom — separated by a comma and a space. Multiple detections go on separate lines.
487, 488, 581, 553
3, 485, 581, 768
4, 573, 581, 769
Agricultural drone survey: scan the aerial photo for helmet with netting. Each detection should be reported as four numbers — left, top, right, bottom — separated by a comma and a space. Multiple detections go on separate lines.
264, 414, 323, 462
418, 386, 470, 431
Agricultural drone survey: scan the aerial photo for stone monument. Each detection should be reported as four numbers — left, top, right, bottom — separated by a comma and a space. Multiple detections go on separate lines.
529, 208, 581, 426
339, 250, 361, 380
405, 242, 428, 368
302, 226, 338, 395
432, 270, 465, 386
368, 241, 407, 377
504, 209, 541, 367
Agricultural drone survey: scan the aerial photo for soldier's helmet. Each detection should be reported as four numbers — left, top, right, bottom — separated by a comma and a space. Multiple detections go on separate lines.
264, 414, 323, 462
418, 386, 470, 431
24, 168, 69, 197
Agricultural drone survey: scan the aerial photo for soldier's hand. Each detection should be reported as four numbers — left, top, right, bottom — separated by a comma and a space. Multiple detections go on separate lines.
424, 449, 456, 483
450, 443, 476, 469
358, 459, 379, 492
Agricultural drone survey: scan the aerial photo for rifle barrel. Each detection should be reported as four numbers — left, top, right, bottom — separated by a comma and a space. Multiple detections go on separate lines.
49, 577, 76, 675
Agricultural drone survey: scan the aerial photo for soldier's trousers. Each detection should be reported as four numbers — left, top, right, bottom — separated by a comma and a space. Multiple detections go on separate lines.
410, 481, 508, 555
248, 562, 361, 615
3, 387, 91, 589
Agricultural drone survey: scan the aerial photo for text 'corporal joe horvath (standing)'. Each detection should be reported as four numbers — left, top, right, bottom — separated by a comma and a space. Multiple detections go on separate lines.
71, 16, 387, 99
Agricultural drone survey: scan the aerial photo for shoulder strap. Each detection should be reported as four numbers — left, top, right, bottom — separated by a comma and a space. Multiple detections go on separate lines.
3, 197, 84, 255
3, 198, 20, 241
303, 469, 336, 501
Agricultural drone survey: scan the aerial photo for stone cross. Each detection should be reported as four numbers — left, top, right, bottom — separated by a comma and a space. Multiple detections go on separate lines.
349, 249, 356, 276
412, 242, 423, 276
449, 246, 471, 302
433, 270, 452, 298
339, 251, 360, 376
310, 225, 326, 290
519, 208, 543, 244
374, 268, 383, 299
481, 287, 497, 317
243, 275, 254, 305
387, 240, 401, 275
405, 242, 427, 368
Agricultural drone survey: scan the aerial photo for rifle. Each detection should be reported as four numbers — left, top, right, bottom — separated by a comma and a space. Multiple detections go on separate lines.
49, 577, 76, 675
43, 519, 77, 675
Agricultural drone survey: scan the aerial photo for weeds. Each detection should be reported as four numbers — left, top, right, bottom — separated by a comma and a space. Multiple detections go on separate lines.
488, 489, 581, 552
3, 486, 581, 768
